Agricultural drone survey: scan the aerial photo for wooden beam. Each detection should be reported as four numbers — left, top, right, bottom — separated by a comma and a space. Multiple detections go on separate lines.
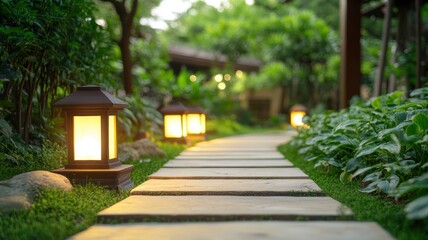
415, 0, 422, 88
340, 0, 362, 108
374, 0, 393, 97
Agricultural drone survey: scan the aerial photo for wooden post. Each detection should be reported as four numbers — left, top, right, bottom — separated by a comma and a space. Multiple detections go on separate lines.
374, 0, 393, 97
415, 0, 422, 88
340, 0, 361, 108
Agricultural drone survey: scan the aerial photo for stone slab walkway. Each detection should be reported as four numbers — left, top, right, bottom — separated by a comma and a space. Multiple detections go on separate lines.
149, 167, 309, 179
70, 221, 393, 240
175, 155, 285, 160
164, 159, 294, 167
130, 179, 322, 196
71, 131, 394, 240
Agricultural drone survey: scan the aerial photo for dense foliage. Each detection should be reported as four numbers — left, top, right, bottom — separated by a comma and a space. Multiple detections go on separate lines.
291, 88, 428, 219
0, 0, 112, 142
166, 0, 339, 111
0, 0, 113, 170
279, 143, 428, 240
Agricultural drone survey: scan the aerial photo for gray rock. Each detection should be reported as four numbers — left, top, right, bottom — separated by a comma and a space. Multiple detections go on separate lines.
0, 170, 72, 212
118, 139, 166, 162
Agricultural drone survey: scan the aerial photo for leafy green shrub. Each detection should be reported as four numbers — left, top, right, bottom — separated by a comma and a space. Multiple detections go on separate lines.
291, 87, 428, 219
0, 119, 67, 180
0, 0, 112, 144
118, 95, 163, 142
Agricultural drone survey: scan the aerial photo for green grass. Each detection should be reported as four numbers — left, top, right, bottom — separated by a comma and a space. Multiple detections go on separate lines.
128, 142, 185, 185
278, 143, 428, 240
0, 142, 185, 240
0, 184, 128, 240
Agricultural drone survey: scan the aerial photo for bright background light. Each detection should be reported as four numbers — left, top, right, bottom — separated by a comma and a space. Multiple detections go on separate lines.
218, 82, 226, 90
141, 0, 253, 30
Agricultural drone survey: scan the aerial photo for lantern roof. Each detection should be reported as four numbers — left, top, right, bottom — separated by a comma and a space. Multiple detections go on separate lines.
54, 86, 127, 110
161, 102, 188, 115
186, 105, 206, 114
290, 104, 307, 112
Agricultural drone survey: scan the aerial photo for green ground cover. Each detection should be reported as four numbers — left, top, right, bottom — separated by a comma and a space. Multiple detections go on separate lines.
278, 88, 428, 240
279, 143, 428, 240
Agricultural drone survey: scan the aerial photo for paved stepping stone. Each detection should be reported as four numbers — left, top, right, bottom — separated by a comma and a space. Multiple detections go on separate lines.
149, 168, 309, 179
164, 160, 293, 168
97, 196, 352, 222
186, 147, 278, 152
174, 155, 285, 160
131, 179, 322, 196
179, 151, 284, 157
70, 221, 394, 240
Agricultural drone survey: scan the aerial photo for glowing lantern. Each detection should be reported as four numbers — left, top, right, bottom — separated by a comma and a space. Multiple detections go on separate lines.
186, 105, 206, 140
161, 103, 188, 143
290, 104, 307, 128
52, 86, 133, 190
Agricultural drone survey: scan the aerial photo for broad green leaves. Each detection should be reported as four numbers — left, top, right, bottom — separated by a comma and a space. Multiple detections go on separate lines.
291, 88, 428, 219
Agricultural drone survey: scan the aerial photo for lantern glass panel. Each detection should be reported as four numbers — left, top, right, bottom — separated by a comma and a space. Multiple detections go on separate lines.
165, 115, 183, 138
291, 111, 306, 127
182, 114, 187, 137
109, 115, 117, 159
201, 114, 206, 134
187, 114, 202, 134
74, 116, 101, 160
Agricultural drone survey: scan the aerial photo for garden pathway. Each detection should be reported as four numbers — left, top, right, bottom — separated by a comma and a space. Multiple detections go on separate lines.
70, 131, 394, 240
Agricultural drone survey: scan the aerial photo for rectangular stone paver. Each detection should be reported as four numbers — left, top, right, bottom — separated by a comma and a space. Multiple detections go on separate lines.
131, 179, 322, 196
70, 221, 394, 240
174, 155, 285, 160
149, 168, 309, 179
164, 160, 293, 168
186, 147, 277, 152
97, 196, 352, 222
179, 151, 284, 157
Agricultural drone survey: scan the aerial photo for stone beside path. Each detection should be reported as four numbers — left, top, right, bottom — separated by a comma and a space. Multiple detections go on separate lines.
71, 131, 394, 240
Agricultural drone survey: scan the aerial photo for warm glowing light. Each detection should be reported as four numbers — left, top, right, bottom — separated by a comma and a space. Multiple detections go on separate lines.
182, 114, 187, 137
96, 19, 106, 27
235, 70, 243, 78
218, 82, 226, 90
224, 74, 231, 81
187, 114, 203, 134
201, 114, 206, 133
164, 115, 186, 138
190, 75, 197, 82
291, 111, 306, 128
74, 116, 101, 160
214, 74, 223, 82
109, 115, 117, 159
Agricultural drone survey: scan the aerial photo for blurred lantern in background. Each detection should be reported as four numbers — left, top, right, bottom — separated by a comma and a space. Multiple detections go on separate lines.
52, 86, 133, 190
290, 104, 307, 128
161, 102, 188, 143
186, 105, 206, 140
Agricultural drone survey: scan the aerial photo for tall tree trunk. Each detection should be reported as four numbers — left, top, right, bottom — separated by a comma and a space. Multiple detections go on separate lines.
119, 37, 133, 94
102, 0, 138, 95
